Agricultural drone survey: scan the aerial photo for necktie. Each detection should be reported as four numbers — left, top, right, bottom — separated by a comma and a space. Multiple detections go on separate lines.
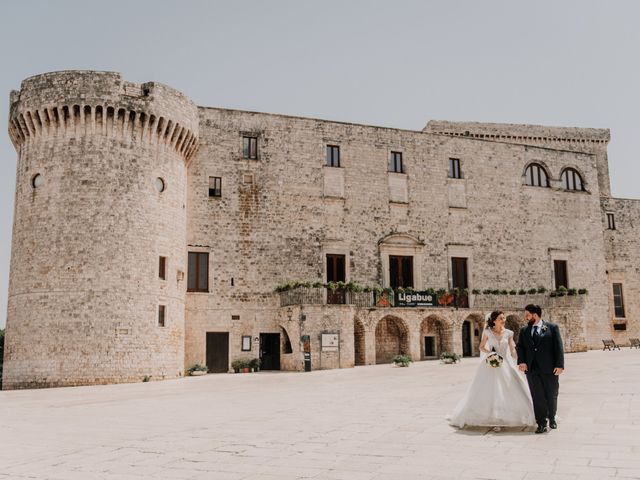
532, 326, 540, 342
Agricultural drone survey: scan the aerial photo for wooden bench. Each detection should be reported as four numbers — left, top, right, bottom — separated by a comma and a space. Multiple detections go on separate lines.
602, 339, 621, 351
629, 338, 640, 349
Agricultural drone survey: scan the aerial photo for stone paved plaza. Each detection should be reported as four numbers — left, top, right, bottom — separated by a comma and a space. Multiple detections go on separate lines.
1, 349, 639, 480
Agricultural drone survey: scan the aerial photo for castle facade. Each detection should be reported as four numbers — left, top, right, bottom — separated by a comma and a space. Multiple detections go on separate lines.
3, 71, 638, 389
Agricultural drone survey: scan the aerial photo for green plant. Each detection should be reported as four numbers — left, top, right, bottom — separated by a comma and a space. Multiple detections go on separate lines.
188, 363, 208, 373
312, 281, 325, 289
578, 288, 588, 295
231, 358, 250, 371
143, 375, 151, 382
567, 288, 577, 296
509, 290, 517, 295
490, 289, 501, 295
528, 288, 538, 294
558, 285, 568, 292
537, 287, 547, 294
426, 288, 436, 295
518, 289, 527, 295
345, 281, 364, 293
392, 354, 412, 367
500, 289, 508, 295
436, 288, 447, 295
550, 291, 557, 297
249, 358, 261, 370
482, 289, 492, 294
440, 352, 461, 363
471, 289, 480, 295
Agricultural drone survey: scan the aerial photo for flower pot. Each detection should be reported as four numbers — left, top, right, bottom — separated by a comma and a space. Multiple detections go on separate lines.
242, 367, 251, 373
234, 368, 240, 373
190, 370, 206, 376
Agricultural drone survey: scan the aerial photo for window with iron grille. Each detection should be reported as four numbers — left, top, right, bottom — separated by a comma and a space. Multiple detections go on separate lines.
208, 176, 221, 197
326, 145, 340, 167
448, 158, 462, 179
389, 151, 404, 173
524, 163, 549, 187
243, 136, 258, 159
188, 252, 209, 292
613, 283, 625, 318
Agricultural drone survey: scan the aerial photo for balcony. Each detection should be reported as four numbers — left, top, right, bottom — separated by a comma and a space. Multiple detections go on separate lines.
278, 287, 469, 309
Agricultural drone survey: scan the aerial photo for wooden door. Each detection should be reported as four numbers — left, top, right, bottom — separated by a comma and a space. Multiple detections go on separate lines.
206, 332, 229, 373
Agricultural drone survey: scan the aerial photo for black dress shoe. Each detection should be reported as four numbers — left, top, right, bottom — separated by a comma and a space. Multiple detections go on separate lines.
549, 419, 557, 429
535, 424, 547, 434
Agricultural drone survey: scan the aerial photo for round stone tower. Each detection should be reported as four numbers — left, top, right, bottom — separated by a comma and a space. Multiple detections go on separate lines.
3, 71, 199, 389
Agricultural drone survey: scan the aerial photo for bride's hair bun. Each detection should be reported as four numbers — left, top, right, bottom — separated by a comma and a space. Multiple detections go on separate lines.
487, 310, 504, 329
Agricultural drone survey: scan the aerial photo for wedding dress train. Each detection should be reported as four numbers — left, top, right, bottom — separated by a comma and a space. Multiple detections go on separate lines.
449, 328, 536, 428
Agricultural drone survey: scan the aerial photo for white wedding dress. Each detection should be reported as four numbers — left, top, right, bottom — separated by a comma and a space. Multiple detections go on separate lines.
449, 328, 536, 428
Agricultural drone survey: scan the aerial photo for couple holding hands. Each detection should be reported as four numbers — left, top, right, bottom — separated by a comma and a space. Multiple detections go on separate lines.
450, 304, 564, 434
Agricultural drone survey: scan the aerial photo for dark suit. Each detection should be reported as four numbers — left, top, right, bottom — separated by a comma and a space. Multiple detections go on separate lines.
516, 321, 564, 426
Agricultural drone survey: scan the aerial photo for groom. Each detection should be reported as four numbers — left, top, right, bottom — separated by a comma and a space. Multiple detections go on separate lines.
516, 304, 564, 434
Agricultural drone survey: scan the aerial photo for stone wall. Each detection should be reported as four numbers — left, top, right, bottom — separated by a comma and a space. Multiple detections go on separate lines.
3, 71, 198, 389
602, 197, 640, 344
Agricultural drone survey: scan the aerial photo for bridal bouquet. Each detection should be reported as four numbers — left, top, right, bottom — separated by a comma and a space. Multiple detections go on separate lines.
486, 354, 503, 368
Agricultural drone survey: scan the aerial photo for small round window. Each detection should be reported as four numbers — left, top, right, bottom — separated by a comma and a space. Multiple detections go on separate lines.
32, 173, 43, 188
155, 177, 166, 193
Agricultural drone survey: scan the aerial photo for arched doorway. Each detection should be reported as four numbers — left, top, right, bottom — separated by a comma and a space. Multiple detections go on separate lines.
375, 316, 409, 364
354, 318, 366, 366
505, 314, 522, 343
420, 315, 451, 359
462, 314, 484, 357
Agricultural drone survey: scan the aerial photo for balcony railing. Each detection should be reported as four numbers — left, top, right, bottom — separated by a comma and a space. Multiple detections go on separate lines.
278, 287, 469, 308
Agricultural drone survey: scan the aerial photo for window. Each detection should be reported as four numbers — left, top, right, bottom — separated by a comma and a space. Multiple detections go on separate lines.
524, 163, 549, 187
208, 176, 221, 197
326, 254, 346, 304
159, 256, 167, 280
613, 323, 627, 331
561, 168, 584, 191
389, 151, 404, 173
607, 213, 616, 230
448, 158, 462, 179
554, 260, 568, 289
32, 173, 43, 188
155, 177, 166, 192
389, 255, 414, 289
326, 145, 340, 167
188, 252, 209, 292
242, 136, 258, 159
451, 257, 468, 289
158, 305, 166, 327
613, 283, 625, 318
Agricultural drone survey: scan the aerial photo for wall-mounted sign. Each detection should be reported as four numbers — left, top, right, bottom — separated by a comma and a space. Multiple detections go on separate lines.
395, 291, 437, 307
321, 333, 339, 352
241, 335, 252, 351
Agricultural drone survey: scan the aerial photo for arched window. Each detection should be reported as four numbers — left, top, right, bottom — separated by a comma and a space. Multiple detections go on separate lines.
561, 168, 584, 191
524, 163, 549, 187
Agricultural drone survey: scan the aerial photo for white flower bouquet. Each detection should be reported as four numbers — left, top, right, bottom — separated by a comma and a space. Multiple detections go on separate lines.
486, 353, 503, 368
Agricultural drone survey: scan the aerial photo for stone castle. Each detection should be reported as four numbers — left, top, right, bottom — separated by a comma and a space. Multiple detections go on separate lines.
2, 71, 638, 389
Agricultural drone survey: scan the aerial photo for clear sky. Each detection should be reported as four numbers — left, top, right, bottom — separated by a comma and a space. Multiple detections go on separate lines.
1, 0, 639, 328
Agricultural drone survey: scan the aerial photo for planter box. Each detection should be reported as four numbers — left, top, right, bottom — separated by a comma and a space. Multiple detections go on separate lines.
190, 370, 207, 376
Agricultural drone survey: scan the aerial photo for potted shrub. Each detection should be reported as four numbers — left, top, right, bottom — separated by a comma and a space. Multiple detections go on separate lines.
188, 364, 208, 376
231, 358, 249, 373
392, 354, 412, 367
249, 358, 261, 372
578, 288, 588, 295
440, 352, 461, 364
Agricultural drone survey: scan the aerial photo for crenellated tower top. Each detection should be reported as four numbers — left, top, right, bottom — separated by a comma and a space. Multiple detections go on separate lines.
8, 71, 199, 161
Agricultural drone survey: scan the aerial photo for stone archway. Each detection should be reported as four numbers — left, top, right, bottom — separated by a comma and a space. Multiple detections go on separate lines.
505, 314, 523, 343
420, 315, 452, 359
462, 313, 485, 357
375, 316, 410, 364
354, 318, 366, 366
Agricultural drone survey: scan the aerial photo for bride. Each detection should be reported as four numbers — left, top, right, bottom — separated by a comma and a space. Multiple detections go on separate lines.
449, 311, 535, 429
